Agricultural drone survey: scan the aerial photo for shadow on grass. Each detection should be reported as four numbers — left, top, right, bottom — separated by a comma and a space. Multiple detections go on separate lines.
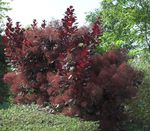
0, 102, 11, 110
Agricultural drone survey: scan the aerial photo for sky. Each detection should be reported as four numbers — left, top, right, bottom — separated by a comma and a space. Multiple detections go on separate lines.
4, 0, 101, 27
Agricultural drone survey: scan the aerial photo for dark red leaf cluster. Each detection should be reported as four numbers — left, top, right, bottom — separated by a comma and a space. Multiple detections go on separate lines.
3, 6, 141, 131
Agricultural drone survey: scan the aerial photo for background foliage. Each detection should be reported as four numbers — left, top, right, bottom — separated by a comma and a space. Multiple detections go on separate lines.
123, 51, 150, 131
0, 0, 10, 22
0, 0, 10, 103
86, 0, 150, 54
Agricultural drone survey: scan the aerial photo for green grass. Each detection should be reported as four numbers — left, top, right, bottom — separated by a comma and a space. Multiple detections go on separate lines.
0, 104, 99, 131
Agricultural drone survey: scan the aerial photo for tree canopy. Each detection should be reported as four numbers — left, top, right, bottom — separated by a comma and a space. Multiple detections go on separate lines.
86, 0, 150, 54
0, 0, 10, 22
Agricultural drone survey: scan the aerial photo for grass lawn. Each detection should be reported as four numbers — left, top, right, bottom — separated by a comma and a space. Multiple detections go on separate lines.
0, 104, 99, 131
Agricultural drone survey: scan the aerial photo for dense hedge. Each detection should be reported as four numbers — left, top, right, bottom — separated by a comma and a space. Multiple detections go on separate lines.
2, 6, 142, 131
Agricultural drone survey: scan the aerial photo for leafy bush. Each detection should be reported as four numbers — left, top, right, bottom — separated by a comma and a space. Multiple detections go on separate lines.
0, 104, 99, 131
0, 35, 9, 103
123, 52, 150, 131
2, 6, 141, 131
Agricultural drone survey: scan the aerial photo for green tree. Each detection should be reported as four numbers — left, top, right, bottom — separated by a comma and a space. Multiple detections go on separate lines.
0, 0, 10, 22
86, 0, 150, 54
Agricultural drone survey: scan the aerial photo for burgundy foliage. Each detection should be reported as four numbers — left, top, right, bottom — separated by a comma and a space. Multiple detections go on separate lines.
3, 6, 141, 131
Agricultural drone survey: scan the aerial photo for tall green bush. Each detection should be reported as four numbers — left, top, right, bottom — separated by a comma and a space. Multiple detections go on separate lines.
0, 0, 11, 103
124, 51, 150, 131
0, 35, 10, 103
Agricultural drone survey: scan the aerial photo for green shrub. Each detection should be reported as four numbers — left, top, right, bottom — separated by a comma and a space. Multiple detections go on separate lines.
0, 35, 10, 103
0, 104, 99, 131
123, 51, 150, 131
